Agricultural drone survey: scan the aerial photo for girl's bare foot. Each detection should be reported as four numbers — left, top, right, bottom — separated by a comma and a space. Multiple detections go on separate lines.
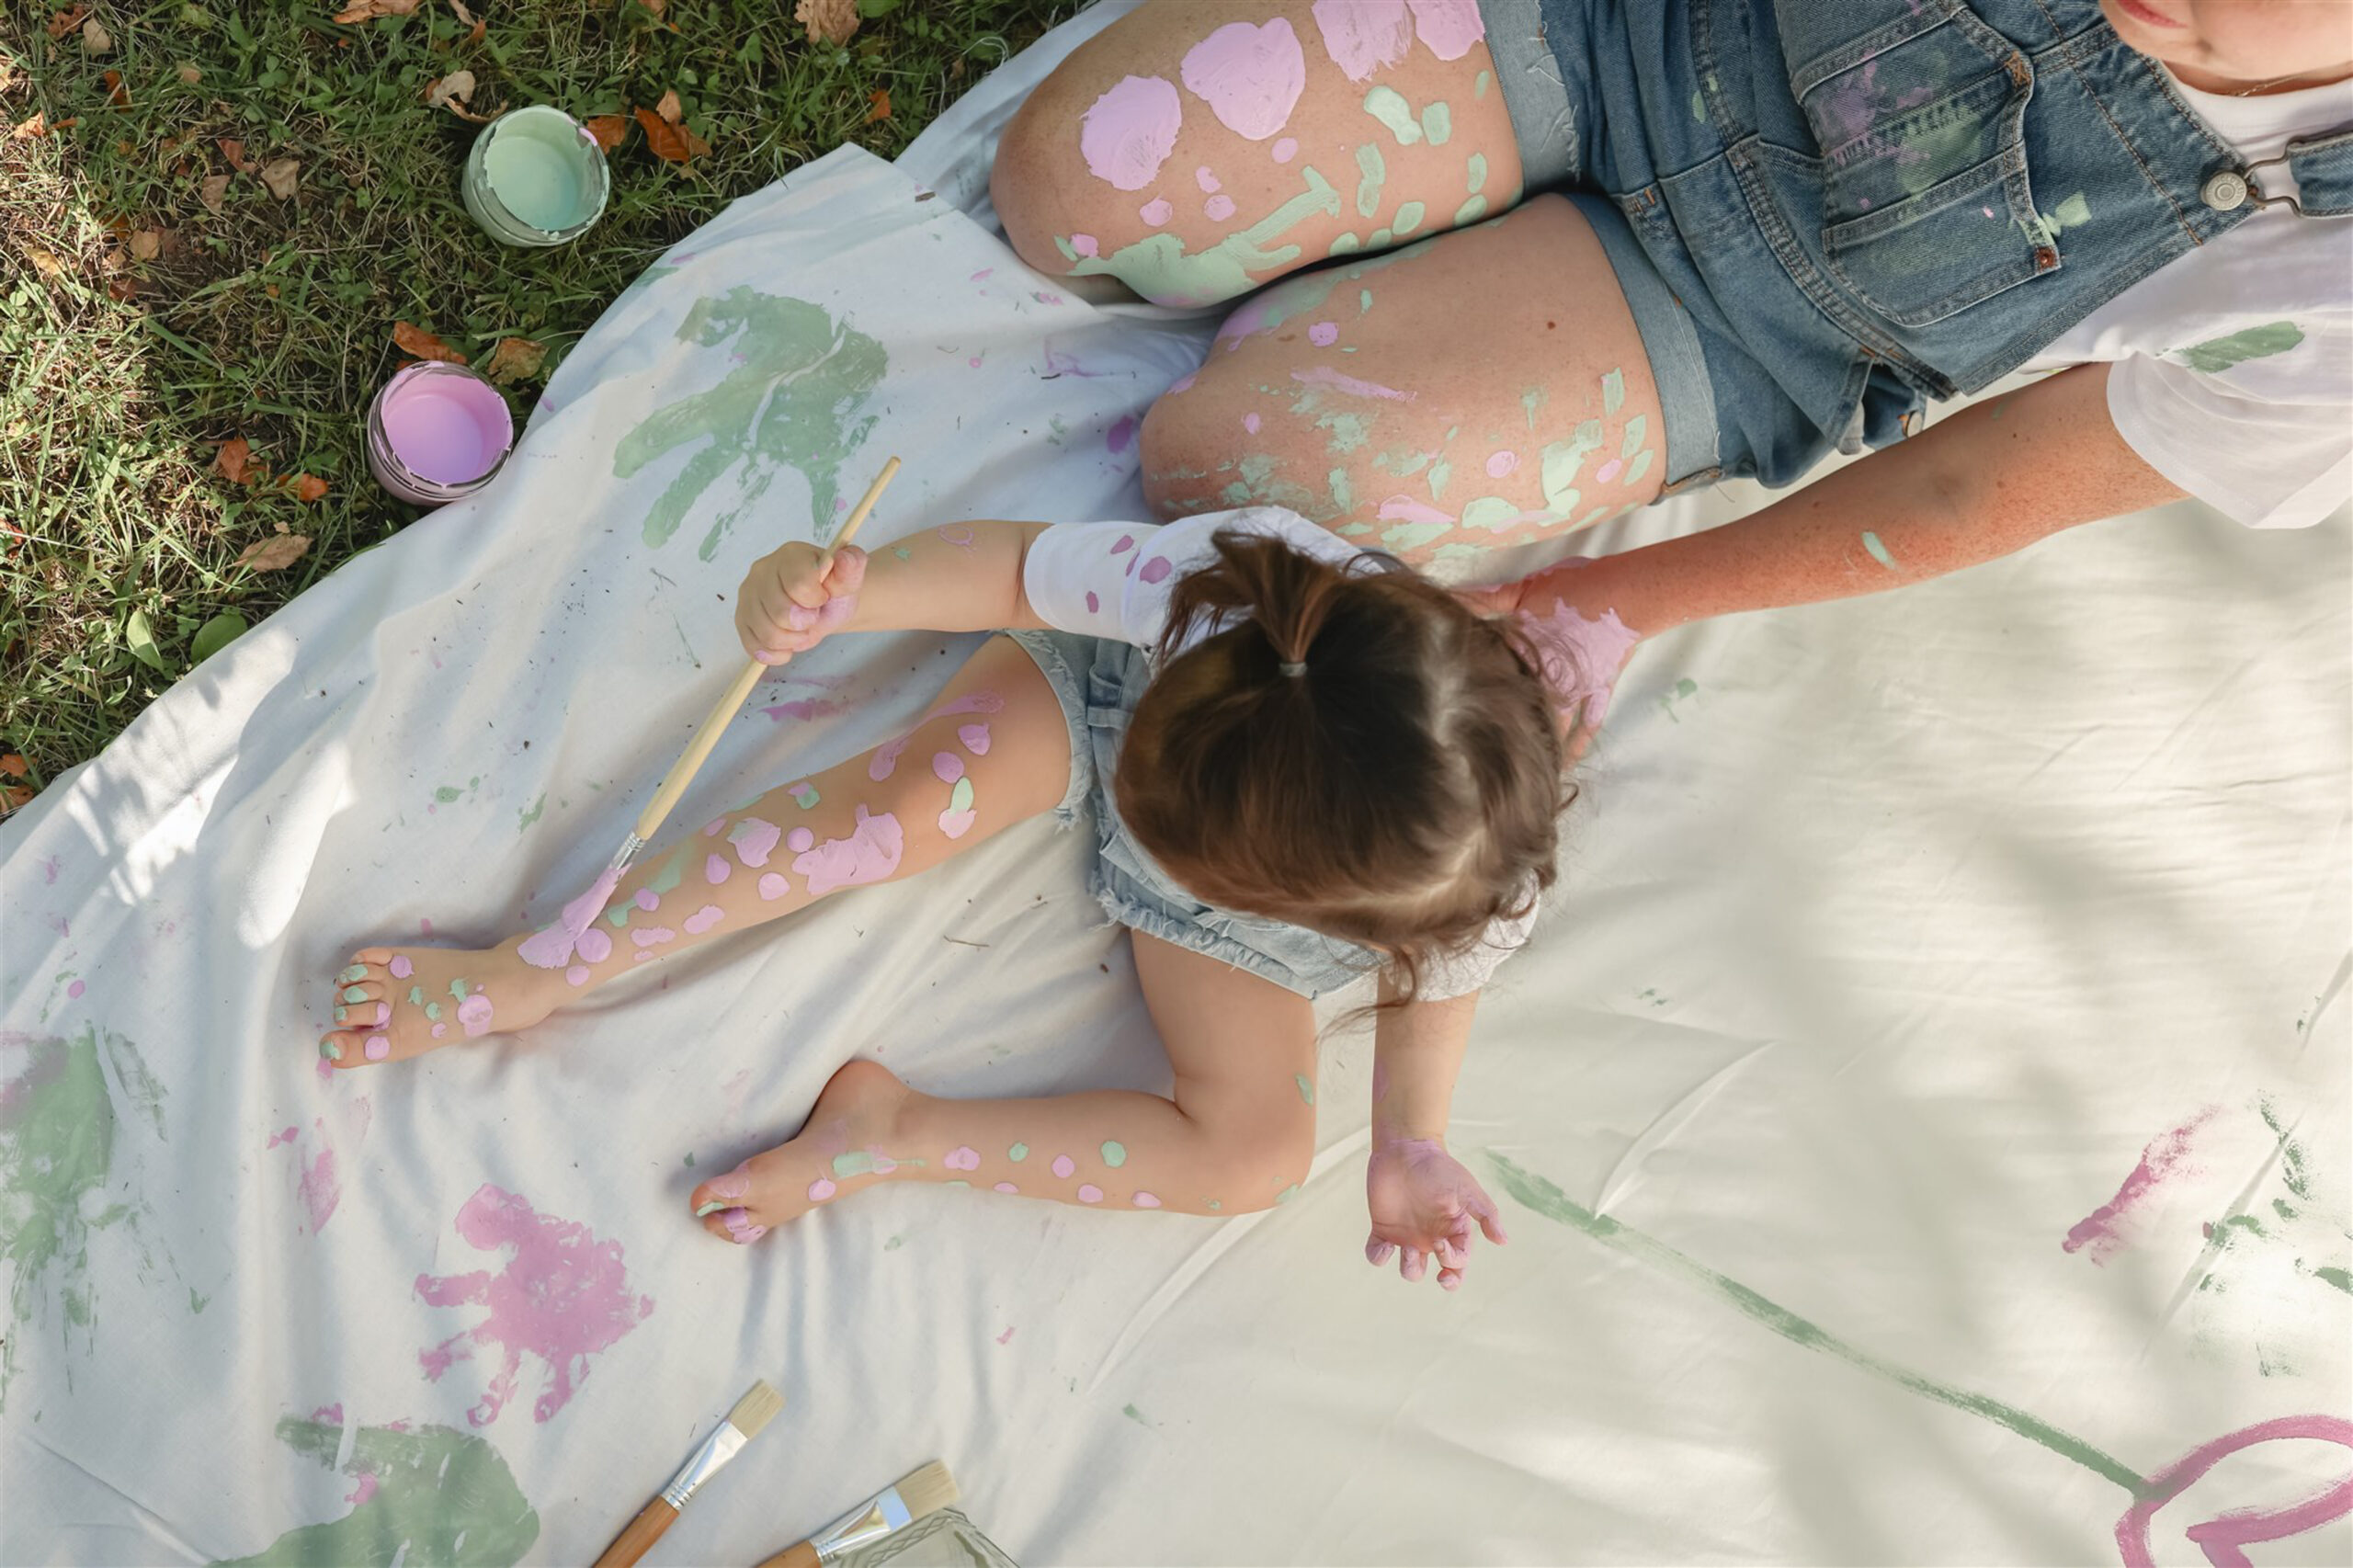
687, 1060, 917, 1243
318, 938, 564, 1069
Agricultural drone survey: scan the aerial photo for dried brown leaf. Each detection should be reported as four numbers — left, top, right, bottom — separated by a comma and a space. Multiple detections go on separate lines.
26, 245, 65, 279
213, 436, 255, 483
654, 87, 682, 125
425, 68, 474, 108
80, 16, 111, 51
633, 104, 694, 164
199, 172, 229, 212
448, 0, 475, 22
257, 157, 299, 199
583, 113, 628, 152
235, 533, 311, 572
0, 753, 27, 778
102, 68, 127, 107
46, 6, 88, 40
331, 0, 419, 22
177, 61, 203, 83
392, 321, 466, 364
129, 228, 160, 260
483, 336, 546, 384
288, 474, 329, 503
12, 111, 48, 140
216, 135, 252, 171
793, 0, 857, 47
867, 88, 891, 123
2, 785, 33, 814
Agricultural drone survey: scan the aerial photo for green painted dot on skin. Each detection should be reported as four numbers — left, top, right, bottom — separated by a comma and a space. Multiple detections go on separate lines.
1328, 232, 1362, 256
1358, 288, 1372, 314
1207, 1199, 1222, 1210
892, 546, 911, 560
946, 775, 974, 819
1860, 530, 1899, 570
424, 1002, 442, 1021
833, 1151, 875, 1177
946, 1179, 970, 1188
1466, 152, 1487, 196
1007, 1142, 1029, 1162
1368, 226, 1392, 247
408, 985, 425, 1006
1426, 457, 1451, 501
1275, 1184, 1302, 1204
1474, 69, 1491, 98
684, 1152, 695, 1166
1392, 200, 1426, 236
1052, 233, 1078, 263
694, 1200, 726, 1217
1626, 449, 1654, 486
341, 986, 368, 1004
1100, 1141, 1128, 1168
1421, 103, 1451, 144
338, 964, 367, 983
1328, 466, 1353, 514
1362, 85, 1423, 147
449, 978, 469, 1001
645, 840, 692, 897
1461, 495, 1519, 532
607, 904, 631, 927
1294, 1074, 1315, 1106
335, 1006, 348, 1023
1354, 143, 1385, 219
1620, 414, 1648, 460
1455, 194, 1488, 225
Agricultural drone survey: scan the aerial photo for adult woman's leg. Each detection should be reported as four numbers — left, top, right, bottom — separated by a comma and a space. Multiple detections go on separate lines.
993, 0, 1524, 303
1142, 192, 1670, 567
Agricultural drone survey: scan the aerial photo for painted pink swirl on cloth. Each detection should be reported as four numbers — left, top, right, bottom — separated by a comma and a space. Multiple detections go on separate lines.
2116, 1415, 2353, 1568
1080, 74, 1182, 191
1313, 0, 1412, 81
2062, 1108, 2215, 1264
1180, 19, 1307, 141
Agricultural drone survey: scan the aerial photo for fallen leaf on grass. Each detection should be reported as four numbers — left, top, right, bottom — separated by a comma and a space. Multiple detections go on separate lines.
583, 114, 629, 152
103, 69, 128, 107
214, 436, 256, 483
129, 228, 160, 260
867, 88, 891, 122
794, 0, 858, 47
46, 6, 88, 40
235, 533, 310, 571
634, 104, 708, 164
449, 0, 484, 35
484, 336, 545, 383
199, 172, 229, 212
217, 135, 253, 171
26, 246, 65, 279
258, 157, 299, 199
654, 88, 682, 124
178, 62, 203, 84
288, 474, 329, 503
331, 0, 419, 22
12, 111, 73, 140
0, 785, 34, 813
0, 753, 28, 778
82, 17, 111, 52
124, 607, 168, 672
190, 609, 247, 664
392, 320, 466, 364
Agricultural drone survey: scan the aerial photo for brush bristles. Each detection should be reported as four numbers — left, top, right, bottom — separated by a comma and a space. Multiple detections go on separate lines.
892, 1460, 959, 1522
726, 1381, 784, 1440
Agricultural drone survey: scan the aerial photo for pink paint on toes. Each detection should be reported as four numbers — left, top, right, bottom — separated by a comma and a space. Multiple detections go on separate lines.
390, 954, 414, 979
1077, 1184, 1104, 1203
1051, 1154, 1076, 1179
375, 1002, 392, 1026
995, 1182, 1019, 1194
365, 1035, 391, 1061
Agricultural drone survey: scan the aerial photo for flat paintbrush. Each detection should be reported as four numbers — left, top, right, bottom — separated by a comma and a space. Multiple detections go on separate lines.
594, 1380, 786, 1568
600, 454, 903, 885
754, 1460, 960, 1567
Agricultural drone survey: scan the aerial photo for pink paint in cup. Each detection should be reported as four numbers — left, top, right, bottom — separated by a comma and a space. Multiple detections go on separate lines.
365, 361, 514, 507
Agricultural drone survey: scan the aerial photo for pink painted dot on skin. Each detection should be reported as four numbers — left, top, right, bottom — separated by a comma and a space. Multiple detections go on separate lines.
704, 853, 731, 885
807, 1176, 837, 1202
457, 994, 494, 1036
1243, 412, 1262, 434
1133, 1191, 1163, 1208
566, 964, 591, 986
727, 817, 781, 869
1313, 0, 1414, 80
431, 1022, 447, 1038
1051, 1154, 1076, 1179
1272, 135, 1298, 162
575, 926, 612, 964
1077, 1184, 1104, 1203
1078, 74, 1183, 191
945, 1146, 982, 1171
1595, 457, 1625, 484
958, 722, 991, 755
365, 1035, 391, 1061
376, 1002, 392, 1026
1204, 193, 1237, 221
995, 1182, 1019, 1194
932, 752, 966, 784
703, 817, 726, 836
1179, 17, 1308, 141
390, 955, 414, 979
1486, 449, 1518, 477
1308, 321, 1338, 346
1069, 233, 1100, 257
1139, 197, 1174, 226
683, 904, 726, 935
1405, 0, 1485, 60
1195, 165, 1222, 193
757, 871, 790, 900
634, 889, 659, 912
631, 926, 677, 948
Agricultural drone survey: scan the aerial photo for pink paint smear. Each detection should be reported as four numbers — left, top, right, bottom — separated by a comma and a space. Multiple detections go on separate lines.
1291, 365, 1415, 402
2063, 1108, 2216, 1264
1180, 18, 1307, 141
1079, 74, 1181, 190
1313, 0, 1412, 81
415, 1184, 655, 1426
517, 865, 621, 971
1518, 601, 1641, 729
2117, 1415, 2353, 1568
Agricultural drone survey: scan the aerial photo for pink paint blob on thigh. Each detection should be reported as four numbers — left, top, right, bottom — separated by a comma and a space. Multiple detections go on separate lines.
631, 926, 676, 948
1243, 411, 1264, 435
1204, 194, 1237, 221
1069, 233, 1099, 257
432, 1022, 448, 1038
390, 954, 414, 979
457, 994, 494, 1036
1180, 18, 1307, 141
1132, 1191, 1163, 1208
1313, 0, 1413, 80
575, 926, 612, 964
757, 872, 790, 900
1079, 74, 1183, 191
945, 1146, 982, 1171
709, 1165, 753, 1201
807, 1176, 836, 1202
1272, 136, 1299, 162
1405, 0, 1485, 60
790, 805, 904, 895
727, 817, 781, 868
1139, 197, 1174, 226
634, 888, 659, 912
566, 965, 590, 986
784, 826, 815, 853
995, 1182, 1019, 1194
682, 904, 726, 935
1379, 494, 1454, 525
956, 722, 991, 756
365, 1035, 391, 1061
1486, 449, 1519, 477
1291, 365, 1415, 401
932, 752, 966, 784
1077, 1184, 1104, 1203
1308, 321, 1338, 346
1051, 1154, 1076, 1179
1195, 165, 1222, 192
925, 689, 1006, 722
704, 853, 731, 885
1167, 370, 1198, 394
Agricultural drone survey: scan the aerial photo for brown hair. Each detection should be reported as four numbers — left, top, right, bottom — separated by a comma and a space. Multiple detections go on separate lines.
1114, 529, 1568, 1001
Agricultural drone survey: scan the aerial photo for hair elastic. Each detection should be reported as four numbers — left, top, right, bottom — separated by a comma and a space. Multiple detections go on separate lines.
1279, 660, 1307, 676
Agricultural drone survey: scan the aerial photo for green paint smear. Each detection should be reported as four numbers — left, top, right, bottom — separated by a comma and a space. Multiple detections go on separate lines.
214, 1417, 539, 1567
1426, 457, 1451, 502
1354, 144, 1386, 220
1319, 409, 1373, 454
1074, 168, 1343, 307
1368, 226, 1392, 248
1432, 541, 1491, 562
1620, 415, 1647, 460
1381, 520, 1449, 552
407, 985, 425, 1006
1294, 1074, 1314, 1107
1100, 1141, 1128, 1169
693, 1200, 725, 1218
342, 987, 368, 1005
1362, 86, 1422, 147
1626, 449, 1654, 487
884, 1233, 904, 1252
1601, 368, 1626, 415
2171, 320, 2306, 374
1337, 522, 1374, 538
833, 1151, 875, 1177
683, 1152, 695, 1167
613, 289, 887, 561
517, 794, 546, 834
1520, 385, 1546, 430
449, 978, 469, 1002
1328, 232, 1363, 256
790, 783, 821, 810
1122, 1403, 1149, 1425
1, 1028, 165, 1407
1455, 194, 1488, 225
947, 775, 974, 818
1460, 495, 1519, 533
1328, 467, 1354, 515
1007, 1142, 1029, 1163
188, 1288, 209, 1314
424, 1002, 442, 1022
2313, 1266, 2352, 1295
1691, 89, 1708, 123
2259, 1096, 2312, 1199
1466, 152, 1488, 196
645, 838, 694, 899
1207, 1199, 1222, 1210
1860, 530, 1898, 570
1540, 421, 1605, 513
1420, 102, 1451, 146
1392, 200, 1427, 237
1483, 1152, 2152, 1497
434, 786, 463, 803
1274, 1184, 1302, 1205
1474, 69, 1491, 98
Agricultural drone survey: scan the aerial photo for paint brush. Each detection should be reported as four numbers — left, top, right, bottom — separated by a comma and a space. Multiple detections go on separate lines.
753, 1460, 960, 1567
602, 455, 903, 885
593, 1380, 786, 1568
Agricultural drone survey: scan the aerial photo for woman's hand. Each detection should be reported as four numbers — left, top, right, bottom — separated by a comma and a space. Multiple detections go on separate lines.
1364, 1136, 1507, 1291
734, 542, 867, 665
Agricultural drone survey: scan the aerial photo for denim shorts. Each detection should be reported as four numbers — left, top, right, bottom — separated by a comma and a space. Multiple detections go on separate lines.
1005, 630, 1380, 1000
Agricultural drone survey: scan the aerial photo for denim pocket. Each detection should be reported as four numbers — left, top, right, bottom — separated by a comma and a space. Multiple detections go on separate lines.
1778, 0, 2052, 325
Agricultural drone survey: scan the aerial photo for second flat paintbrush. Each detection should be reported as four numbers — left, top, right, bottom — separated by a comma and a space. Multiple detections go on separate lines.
593, 1381, 786, 1568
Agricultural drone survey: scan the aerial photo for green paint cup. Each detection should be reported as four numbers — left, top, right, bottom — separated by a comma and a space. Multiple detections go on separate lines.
461, 106, 609, 248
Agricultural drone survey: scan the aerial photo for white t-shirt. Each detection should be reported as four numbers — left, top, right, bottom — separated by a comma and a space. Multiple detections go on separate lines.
1023, 505, 1536, 998
2024, 71, 2353, 529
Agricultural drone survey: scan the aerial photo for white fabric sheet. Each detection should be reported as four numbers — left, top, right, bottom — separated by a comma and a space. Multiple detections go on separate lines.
4, 6, 2348, 1563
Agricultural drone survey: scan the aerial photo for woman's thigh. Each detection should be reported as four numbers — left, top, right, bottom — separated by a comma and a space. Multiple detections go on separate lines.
1140, 192, 1666, 567
993, 0, 1523, 304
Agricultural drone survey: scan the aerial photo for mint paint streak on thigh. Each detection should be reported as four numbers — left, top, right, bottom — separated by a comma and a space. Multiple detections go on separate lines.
1860, 531, 1898, 571
1072, 169, 1344, 307
1354, 145, 1386, 220
1482, 1151, 2151, 1495
1361, 86, 1422, 147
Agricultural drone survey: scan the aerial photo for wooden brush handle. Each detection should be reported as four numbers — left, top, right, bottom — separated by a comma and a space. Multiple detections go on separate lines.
752, 1540, 824, 1568
593, 1496, 679, 1568
628, 455, 902, 846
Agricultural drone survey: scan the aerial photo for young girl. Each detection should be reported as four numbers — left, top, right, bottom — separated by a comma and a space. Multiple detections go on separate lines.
324, 506, 1565, 1290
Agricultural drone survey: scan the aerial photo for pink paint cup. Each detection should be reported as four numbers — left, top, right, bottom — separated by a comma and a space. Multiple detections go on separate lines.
365, 362, 514, 507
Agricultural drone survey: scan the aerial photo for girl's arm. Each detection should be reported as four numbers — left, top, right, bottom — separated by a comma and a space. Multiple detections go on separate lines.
734, 518, 1053, 661
1365, 983, 1507, 1291
1492, 363, 2186, 731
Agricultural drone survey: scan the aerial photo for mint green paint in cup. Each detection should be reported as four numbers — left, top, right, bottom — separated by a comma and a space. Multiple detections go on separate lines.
461, 106, 609, 247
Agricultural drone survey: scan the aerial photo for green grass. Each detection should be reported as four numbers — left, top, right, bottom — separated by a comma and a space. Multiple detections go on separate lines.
0, 0, 1066, 810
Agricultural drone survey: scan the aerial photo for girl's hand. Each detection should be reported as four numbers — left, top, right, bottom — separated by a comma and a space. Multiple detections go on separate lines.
735, 542, 868, 665
1491, 557, 1640, 765
1364, 1136, 1507, 1291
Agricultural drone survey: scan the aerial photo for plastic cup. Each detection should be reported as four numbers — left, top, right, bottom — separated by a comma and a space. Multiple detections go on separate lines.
461, 106, 610, 247
365, 362, 515, 507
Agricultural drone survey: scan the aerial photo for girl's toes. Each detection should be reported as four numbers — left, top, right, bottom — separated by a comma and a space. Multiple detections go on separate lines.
354, 947, 395, 964
702, 1206, 768, 1244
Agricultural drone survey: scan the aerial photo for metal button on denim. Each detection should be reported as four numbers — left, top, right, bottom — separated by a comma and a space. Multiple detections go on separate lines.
2200, 170, 2250, 211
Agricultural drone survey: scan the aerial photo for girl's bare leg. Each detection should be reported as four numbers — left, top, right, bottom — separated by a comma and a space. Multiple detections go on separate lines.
686, 934, 1320, 1240
1142, 192, 1669, 566
320, 637, 1069, 1067
993, 0, 1522, 302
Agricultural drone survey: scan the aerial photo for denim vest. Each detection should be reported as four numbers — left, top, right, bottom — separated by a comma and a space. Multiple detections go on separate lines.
1571, 0, 2353, 479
